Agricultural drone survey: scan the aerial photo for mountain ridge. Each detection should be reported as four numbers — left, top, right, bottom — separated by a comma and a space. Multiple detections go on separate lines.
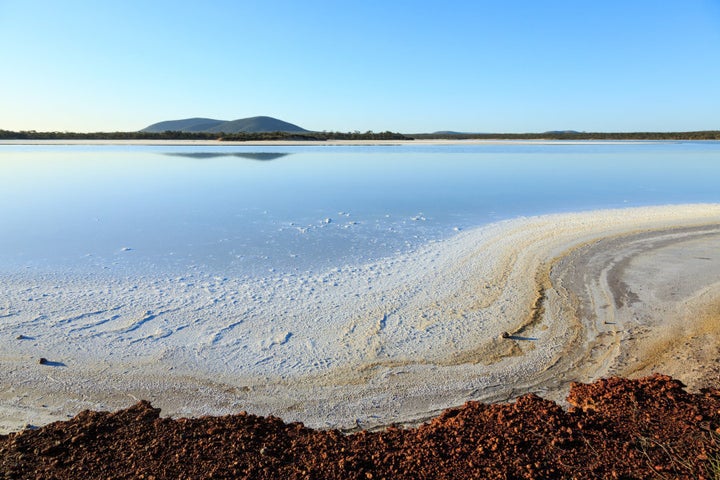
141, 116, 307, 134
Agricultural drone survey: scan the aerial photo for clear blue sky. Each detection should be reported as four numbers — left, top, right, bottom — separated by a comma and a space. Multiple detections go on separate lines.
1, 0, 719, 133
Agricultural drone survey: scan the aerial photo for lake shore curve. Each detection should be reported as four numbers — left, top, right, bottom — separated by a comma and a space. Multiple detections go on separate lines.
1, 203, 719, 433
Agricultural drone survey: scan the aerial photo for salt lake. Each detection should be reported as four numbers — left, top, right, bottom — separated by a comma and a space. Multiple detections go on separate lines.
1, 141, 720, 432
1, 141, 719, 277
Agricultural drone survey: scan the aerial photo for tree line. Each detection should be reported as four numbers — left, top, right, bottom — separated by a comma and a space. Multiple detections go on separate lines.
0, 129, 412, 141
1, 129, 719, 141
413, 131, 720, 140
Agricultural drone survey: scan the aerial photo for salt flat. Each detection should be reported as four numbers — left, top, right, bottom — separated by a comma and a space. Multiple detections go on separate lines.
1, 204, 719, 433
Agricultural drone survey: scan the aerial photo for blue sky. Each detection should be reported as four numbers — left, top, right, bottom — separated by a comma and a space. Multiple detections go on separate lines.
1, 1, 718, 133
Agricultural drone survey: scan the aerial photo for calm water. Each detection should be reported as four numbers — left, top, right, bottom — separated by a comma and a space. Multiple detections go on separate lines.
1, 142, 719, 277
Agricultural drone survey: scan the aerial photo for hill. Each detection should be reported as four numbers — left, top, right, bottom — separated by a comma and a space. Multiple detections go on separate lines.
431, 130, 476, 135
141, 116, 308, 134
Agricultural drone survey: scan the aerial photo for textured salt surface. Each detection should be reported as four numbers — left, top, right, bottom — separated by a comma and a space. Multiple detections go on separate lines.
1, 204, 719, 433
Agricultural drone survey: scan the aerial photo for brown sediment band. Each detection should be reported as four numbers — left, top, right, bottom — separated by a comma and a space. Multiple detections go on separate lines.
545, 224, 720, 386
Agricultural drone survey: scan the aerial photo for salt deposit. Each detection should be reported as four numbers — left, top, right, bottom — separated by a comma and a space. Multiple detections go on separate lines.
1, 204, 719, 433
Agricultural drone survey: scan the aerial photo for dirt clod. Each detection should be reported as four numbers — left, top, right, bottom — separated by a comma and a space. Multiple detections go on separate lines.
1, 374, 718, 479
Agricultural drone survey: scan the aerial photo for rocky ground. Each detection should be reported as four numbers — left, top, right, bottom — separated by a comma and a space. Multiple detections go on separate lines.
1, 374, 719, 479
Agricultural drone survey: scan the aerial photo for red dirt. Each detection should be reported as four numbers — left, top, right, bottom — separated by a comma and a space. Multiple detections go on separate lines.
1, 374, 719, 479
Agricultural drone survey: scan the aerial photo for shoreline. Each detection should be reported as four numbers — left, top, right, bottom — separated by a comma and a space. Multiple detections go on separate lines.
1, 203, 720, 434
0, 138, 683, 147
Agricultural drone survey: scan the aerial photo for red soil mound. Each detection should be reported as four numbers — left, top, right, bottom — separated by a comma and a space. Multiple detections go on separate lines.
1, 374, 719, 479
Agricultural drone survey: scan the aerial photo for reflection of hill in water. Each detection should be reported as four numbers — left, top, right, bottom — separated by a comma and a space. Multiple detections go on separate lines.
164, 152, 291, 161
233, 152, 290, 161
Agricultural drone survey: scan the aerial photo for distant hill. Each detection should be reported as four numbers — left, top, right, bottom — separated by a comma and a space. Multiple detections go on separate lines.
432, 131, 478, 135
141, 116, 308, 134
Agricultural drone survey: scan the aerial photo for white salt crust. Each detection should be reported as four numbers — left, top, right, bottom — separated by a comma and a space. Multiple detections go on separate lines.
1, 204, 719, 433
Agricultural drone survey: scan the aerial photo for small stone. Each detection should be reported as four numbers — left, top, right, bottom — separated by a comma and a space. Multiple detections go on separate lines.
38, 357, 49, 365
501, 332, 511, 339
16, 334, 28, 340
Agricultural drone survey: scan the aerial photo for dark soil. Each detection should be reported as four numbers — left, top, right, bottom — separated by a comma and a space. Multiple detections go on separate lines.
2, 374, 719, 479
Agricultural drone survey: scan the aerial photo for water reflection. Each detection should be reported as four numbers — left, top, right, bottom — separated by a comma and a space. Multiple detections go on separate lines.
164, 152, 292, 161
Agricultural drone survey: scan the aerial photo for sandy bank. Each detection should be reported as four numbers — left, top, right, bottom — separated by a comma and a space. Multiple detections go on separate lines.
1, 204, 719, 433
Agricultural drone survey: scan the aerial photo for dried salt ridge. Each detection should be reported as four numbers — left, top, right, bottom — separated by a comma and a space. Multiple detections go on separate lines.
1, 204, 720, 434
1, 375, 719, 479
